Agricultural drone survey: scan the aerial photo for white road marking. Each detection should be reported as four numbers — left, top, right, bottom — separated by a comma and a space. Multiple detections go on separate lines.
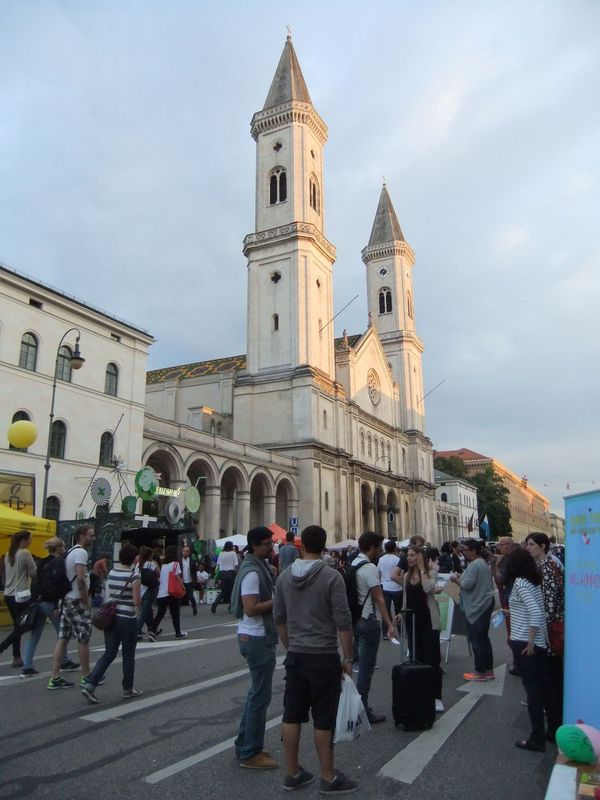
82, 656, 285, 723
90, 639, 207, 652
144, 715, 283, 784
379, 693, 481, 784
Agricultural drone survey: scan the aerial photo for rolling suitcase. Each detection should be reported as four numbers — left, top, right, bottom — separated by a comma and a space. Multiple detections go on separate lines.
392, 609, 436, 731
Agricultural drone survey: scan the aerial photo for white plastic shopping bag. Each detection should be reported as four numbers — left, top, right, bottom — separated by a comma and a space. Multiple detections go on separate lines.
334, 675, 371, 743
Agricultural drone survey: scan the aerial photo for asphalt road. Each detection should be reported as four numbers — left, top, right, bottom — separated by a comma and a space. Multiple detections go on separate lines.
0, 604, 555, 800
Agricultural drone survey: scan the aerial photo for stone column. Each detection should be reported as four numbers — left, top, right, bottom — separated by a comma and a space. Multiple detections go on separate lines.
264, 494, 276, 527
204, 486, 221, 539
236, 490, 251, 535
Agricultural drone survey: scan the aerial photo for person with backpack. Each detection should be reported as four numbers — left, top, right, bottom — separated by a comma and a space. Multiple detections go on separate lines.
136, 546, 159, 639
351, 531, 396, 724
18, 537, 79, 677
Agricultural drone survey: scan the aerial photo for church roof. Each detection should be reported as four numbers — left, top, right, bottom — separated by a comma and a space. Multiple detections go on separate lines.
263, 35, 312, 110
367, 184, 405, 246
434, 448, 491, 462
146, 334, 363, 384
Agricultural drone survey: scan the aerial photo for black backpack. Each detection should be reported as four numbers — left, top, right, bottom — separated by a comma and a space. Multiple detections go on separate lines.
343, 559, 372, 624
37, 555, 73, 603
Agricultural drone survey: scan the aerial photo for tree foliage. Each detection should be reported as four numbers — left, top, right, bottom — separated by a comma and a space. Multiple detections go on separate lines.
434, 456, 469, 480
469, 466, 512, 538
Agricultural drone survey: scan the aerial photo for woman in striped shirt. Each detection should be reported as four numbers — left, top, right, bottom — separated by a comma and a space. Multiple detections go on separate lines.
81, 544, 141, 705
504, 547, 560, 752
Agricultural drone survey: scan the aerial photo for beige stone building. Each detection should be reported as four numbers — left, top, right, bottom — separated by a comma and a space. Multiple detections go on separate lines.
434, 448, 551, 542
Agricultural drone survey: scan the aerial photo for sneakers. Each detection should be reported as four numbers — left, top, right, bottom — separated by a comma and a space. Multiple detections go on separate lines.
61, 659, 80, 671
20, 668, 39, 678
80, 675, 105, 686
319, 772, 359, 795
240, 752, 278, 770
147, 631, 158, 642
123, 688, 143, 698
284, 767, 314, 791
81, 684, 100, 704
47, 676, 74, 690
463, 672, 487, 682
175, 632, 188, 640
435, 699, 445, 713
366, 709, 386, 724
484, 671, 495, 680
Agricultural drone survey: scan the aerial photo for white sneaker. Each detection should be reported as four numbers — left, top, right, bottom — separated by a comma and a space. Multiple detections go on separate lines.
435, 699, 445, 713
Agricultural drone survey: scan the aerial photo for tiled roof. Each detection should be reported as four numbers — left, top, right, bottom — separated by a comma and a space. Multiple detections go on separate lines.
434, 448, 490, 462
146, 334, 363, 384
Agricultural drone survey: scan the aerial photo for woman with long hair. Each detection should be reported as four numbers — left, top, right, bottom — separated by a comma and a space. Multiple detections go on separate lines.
150, 545, 187, 639
504, 546, 560, 752
399, 545, 444, 712
2, 531, 37, 667
211, 540, 239, 614
525, 532, 565, 721
137, 545, 159, 640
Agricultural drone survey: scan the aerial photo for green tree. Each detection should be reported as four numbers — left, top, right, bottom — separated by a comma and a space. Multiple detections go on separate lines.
434, 456, 469, 480
469, 466, 512, 539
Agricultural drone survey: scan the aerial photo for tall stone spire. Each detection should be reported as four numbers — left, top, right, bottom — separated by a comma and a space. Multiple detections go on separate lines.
367, 183, 405, 246
263, 34, 312, 109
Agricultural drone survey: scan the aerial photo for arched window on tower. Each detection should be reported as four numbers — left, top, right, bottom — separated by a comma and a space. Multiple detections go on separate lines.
269, 167, 287, 205
367, 434, 372, 457
360, 430, 365, 456
407, 291, 413, 319
378, 288, 392, 315
99, 432, 114, 466
50, 420, 66, 459
105, 363, 119, 396
56, 345, 73, 383
309, 174, 320, 214
19, 332, 38, 371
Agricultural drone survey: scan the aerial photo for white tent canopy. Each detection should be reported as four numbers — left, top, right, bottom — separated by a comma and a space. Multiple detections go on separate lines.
213, 533, 247, 550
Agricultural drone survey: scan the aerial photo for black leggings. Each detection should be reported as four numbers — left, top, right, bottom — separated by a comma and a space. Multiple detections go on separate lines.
152, 597, 181, 636
4, 597, 29, 658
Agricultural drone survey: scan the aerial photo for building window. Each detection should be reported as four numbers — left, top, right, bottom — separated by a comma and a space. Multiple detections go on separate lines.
46, 496, 61, 522
360, 430, 365, 455
441, 492, 448, 503
378, 288, 392, 314
324, 491, 329, 511
309, 174, 320, 213
269, 167, 287, 205
273, 313, 279, 331
55, 345, 73, 382
105, 363, 119, 396
402, 448, 407, 475
99, 432, 114, 466
19, 332, 38, 371
50, 420, 66, 459
9, 410, 31, 452
367, 434, 372, 457
323, 409, 327, 429
407, 291, 413, 319
374, 439, 379, 460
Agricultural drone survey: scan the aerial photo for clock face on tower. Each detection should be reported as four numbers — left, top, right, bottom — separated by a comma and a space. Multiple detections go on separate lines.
367, 369, 381, 406
377, 265, 390, 278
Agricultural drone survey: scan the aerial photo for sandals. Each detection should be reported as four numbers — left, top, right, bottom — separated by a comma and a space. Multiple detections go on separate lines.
515, 739, 545, 752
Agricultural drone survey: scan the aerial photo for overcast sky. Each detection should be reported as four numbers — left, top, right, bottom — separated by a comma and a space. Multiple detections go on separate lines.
2, 1, 598, 515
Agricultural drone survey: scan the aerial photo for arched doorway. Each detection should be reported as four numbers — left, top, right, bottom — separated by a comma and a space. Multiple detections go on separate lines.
373, 487, 386, 536
386, 490, 399, 538
276, 479, 293, 530
360, 483, 373, 532
250, 473, 270, 528
220, 465, 245, 535
187, 457, 217, 537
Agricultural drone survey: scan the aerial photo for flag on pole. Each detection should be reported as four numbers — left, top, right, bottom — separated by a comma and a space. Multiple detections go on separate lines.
467, 512, 474, 533
479, 514, 490, 540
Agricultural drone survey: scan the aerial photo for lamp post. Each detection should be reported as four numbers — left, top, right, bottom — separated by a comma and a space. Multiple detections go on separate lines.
41, 328, 86, 518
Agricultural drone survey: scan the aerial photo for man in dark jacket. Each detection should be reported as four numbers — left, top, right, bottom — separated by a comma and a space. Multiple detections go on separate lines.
179, 546, 198, 615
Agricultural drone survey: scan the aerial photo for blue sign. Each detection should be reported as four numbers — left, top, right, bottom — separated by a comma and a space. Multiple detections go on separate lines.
290, 526, 299, 536
289, 517, 299, 528
564, 490, 600, 728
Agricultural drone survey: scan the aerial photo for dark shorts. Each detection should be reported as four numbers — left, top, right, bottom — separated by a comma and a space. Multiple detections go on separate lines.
282, 652, 342, 730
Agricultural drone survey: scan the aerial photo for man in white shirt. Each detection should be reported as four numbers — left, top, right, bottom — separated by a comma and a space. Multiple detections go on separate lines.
353, 531, 395, 724
378, 540, 404, 640
48, 525, 95, 690
230, 527, 277, 770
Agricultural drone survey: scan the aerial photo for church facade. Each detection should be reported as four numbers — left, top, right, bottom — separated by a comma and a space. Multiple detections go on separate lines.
144, 37, 437, 544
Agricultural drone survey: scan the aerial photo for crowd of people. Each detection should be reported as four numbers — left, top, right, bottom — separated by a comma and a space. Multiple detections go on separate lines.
0, 523, 566, 793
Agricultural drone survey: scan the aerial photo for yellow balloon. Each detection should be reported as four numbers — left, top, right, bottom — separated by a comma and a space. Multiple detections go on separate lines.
7, 420, 38, 449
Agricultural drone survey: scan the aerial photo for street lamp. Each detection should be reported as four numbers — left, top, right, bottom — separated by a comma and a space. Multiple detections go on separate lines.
41, 328, 86, 518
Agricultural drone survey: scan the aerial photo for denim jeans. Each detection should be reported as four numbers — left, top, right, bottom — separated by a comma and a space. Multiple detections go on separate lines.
22, 601, 73, 669
355, 615, 381, 709
137, 589, 155, 634
511, 641, 561, 745
235, 635, 276, 761
86, 615, 138, 691
464, 599, 495, 674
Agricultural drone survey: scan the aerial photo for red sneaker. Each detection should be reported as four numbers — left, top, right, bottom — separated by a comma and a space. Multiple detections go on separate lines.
463, 671, 486, 681
484, 671, 495, 680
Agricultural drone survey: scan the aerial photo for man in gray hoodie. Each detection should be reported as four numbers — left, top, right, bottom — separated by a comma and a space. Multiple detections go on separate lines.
274, 525, 358, 795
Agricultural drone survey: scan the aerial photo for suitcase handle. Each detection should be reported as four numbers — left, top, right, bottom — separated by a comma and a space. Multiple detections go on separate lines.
397, 608, 417, 662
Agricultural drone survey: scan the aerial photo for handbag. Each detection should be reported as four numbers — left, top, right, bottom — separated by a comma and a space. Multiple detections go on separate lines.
17, 602, 40, 634
140, 566, 160, 588
549, 620, 564, 656
168, 566, 186, 600
91, 569, 135, 630
334, 675, 371, 743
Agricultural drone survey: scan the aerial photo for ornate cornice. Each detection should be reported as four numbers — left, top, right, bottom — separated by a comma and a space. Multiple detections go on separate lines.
361, 240, 415, 265
379, 329, 425, 353
250, 100, 328, 144
243, 222, 336, 260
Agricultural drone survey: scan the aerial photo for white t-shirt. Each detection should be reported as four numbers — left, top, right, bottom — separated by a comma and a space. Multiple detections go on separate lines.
354, 554, 381, 620
157, 561, 181, 599
237, 571, 265, 636
65, 545, 89, 600
217, 550, 239, 572
196, 570, 209, 586
181, 556, 192, 583
378, 553, 402, 593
